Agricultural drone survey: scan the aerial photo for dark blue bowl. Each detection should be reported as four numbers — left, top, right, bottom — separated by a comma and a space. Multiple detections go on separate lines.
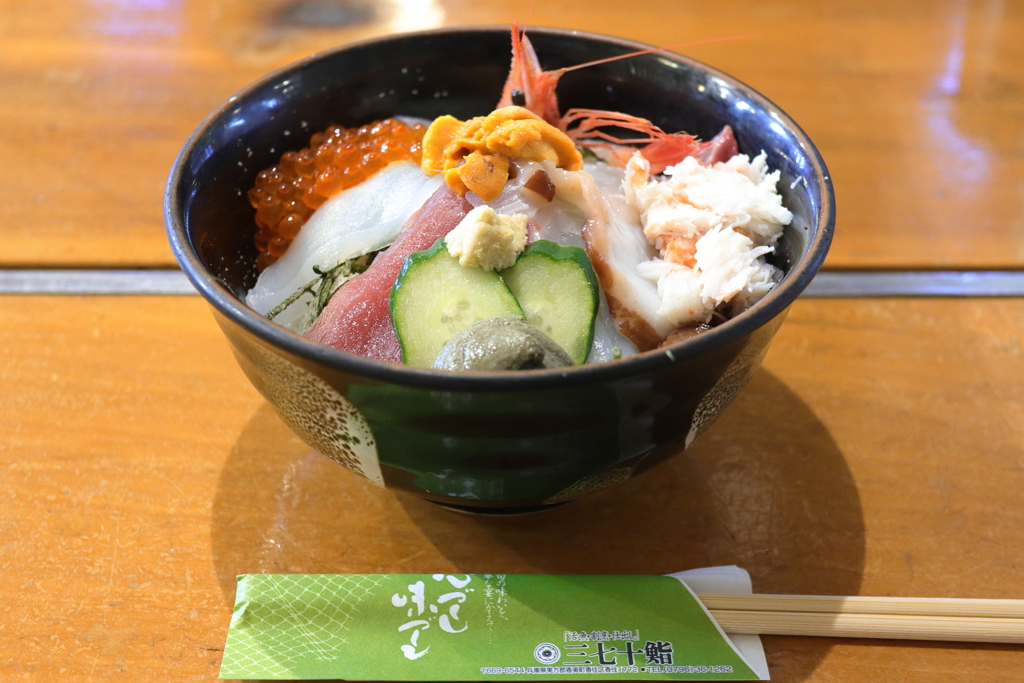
165, 26, 834, 513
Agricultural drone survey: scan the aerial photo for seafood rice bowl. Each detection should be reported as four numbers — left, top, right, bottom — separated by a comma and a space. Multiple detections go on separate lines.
166, 26, 833, 511
243, 24, 795, 371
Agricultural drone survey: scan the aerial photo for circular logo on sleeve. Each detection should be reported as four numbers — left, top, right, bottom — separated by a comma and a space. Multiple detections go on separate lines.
533, 643, 560, 664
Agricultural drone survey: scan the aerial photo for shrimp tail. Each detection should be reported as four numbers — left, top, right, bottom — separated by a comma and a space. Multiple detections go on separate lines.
641, 138, 704, 174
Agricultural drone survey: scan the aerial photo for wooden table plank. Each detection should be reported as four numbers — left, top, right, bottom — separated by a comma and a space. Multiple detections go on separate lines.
1, 295, 1023, 680
0, 0, 1021, 268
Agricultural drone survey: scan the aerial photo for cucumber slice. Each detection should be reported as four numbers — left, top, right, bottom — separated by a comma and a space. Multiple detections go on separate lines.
391, 239, 524, 367
499, 240, 599, 364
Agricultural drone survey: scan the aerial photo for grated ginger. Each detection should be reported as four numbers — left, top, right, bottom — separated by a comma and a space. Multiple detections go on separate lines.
445, 206, 528, 271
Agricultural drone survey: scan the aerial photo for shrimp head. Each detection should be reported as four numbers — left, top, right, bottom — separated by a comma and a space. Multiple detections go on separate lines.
496, 22, 566, 126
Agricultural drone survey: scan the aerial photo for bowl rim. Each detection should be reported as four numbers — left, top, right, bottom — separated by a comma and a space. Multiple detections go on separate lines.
165, 24, 834, 392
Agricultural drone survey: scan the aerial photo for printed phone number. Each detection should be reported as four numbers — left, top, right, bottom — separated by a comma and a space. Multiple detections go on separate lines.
481, 665, 734, 675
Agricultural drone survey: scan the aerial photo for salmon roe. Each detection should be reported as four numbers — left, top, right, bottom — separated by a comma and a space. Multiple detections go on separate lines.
248, 118, 426, 271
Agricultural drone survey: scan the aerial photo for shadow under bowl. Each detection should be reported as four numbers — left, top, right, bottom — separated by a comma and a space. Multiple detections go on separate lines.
165, 26, 834, 512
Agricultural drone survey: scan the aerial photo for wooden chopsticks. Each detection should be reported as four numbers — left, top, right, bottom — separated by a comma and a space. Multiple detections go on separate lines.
696, 593, 1024, 644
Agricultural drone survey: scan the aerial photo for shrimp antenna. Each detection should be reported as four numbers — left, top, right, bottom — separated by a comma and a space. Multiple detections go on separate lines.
521, 0, 537, 36
562, 34, 760, 73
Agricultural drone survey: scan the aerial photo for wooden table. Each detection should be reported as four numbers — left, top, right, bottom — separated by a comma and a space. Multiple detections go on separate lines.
2, 1, 1023, 681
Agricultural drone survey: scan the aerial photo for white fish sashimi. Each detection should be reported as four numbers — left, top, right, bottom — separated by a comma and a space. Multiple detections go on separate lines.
492, 160, 589, 249
246, 162, 443, 331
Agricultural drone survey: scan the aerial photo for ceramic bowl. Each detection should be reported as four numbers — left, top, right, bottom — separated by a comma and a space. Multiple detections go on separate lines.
165, 26, 834, 513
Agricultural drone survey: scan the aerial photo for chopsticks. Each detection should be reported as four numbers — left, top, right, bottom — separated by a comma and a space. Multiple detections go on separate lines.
696, 593, 1024, 644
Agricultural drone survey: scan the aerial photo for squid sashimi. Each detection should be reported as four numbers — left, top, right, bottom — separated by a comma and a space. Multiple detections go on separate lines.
305, 187, 473, 363
246, 162, 442, 331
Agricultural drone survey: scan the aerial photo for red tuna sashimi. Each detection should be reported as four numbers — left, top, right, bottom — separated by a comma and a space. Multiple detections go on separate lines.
305, 186, 473, 362
695, 125, 738, 166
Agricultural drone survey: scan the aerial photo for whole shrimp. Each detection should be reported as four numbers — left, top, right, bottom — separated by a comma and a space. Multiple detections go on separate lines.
497, 24, 747, 173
